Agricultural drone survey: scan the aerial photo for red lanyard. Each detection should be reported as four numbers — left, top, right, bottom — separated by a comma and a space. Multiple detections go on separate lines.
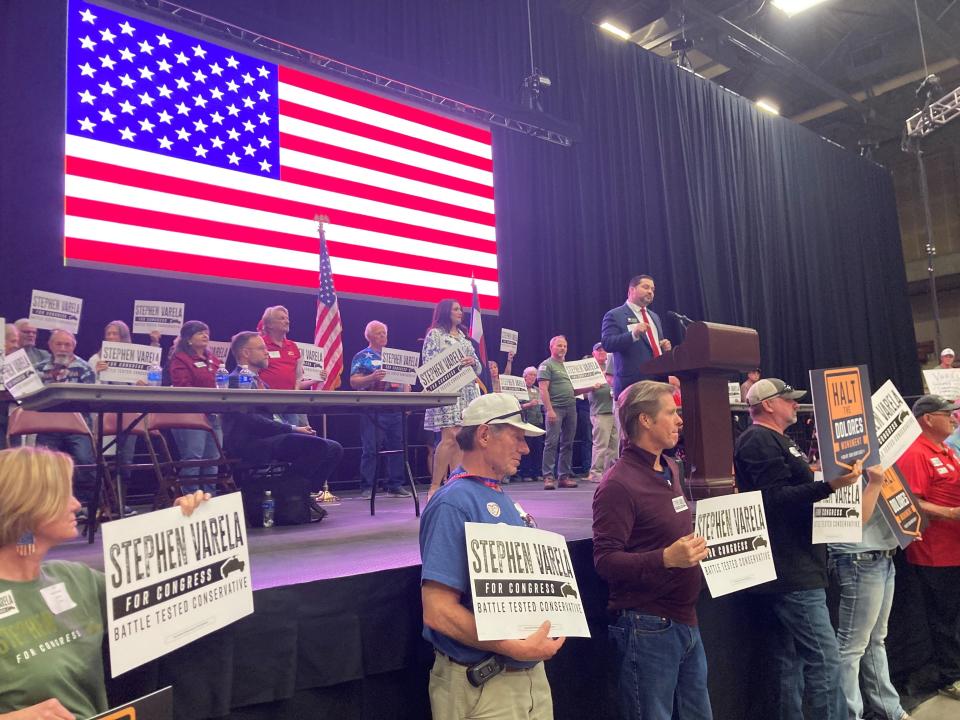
447, 471, 502, 492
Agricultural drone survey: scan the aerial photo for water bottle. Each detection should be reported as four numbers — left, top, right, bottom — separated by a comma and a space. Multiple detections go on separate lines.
147, 364, 163, 387
238, 365, 255, 390
215, 366, 230, 389
261, 490, 275, 528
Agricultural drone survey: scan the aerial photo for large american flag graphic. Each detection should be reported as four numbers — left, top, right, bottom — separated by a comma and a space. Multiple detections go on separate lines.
64, 0, 499, 309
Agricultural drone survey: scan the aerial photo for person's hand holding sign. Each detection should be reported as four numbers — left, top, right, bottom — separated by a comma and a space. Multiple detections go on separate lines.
497, 620, 566, 662
1, 698, 76, 719
663, 533, 708, 568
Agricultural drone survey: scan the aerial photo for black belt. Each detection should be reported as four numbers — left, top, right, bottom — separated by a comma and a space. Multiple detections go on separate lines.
434, 650, 529, 673
853, 549, 897, 560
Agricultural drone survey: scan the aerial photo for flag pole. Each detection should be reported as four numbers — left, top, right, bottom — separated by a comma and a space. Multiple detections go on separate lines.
313, 213, 339, 503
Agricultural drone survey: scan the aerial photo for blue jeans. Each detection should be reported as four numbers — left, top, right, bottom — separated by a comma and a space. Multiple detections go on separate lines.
828, 552, 904, 720
609, 611, 712, 720
359, 411, 404, 492
37, 432, 96, 502
170, 414, 222, 494
542, 404, 577, 478
766, 589, 846, 720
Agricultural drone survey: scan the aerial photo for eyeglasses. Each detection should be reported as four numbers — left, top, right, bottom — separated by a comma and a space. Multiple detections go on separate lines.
757, 385, 795, 403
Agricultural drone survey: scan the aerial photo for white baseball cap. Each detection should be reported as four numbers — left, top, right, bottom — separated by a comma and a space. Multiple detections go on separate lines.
460, 394, 545, 436
941, 348, 955, 357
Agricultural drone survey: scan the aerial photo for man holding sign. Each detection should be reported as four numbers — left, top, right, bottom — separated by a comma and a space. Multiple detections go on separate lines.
419, 394, 563, 719
592, 380, 710, 720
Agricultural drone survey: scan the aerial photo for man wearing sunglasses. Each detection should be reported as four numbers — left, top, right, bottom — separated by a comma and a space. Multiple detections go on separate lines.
734, 378, 863, 720
897, 395, 960, 703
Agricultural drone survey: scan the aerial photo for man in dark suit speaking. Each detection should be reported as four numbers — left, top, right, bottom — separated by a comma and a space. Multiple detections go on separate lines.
601, 275, 672, 398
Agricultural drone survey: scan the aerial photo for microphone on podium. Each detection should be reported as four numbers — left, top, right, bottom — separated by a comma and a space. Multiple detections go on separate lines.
667, 310, 694, 327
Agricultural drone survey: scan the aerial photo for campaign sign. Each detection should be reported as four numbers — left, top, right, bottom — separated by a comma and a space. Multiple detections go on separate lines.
695, 491, 776, 597
102, 493, 253, 676
418, 344, 477, 393
99, 342, 162, 384
499, 375, 531, 401
295, 342, 325, 382
381, 347, 419, 386
881, 464, 925, 548
465, 523, 590, 640
29, 289, 82, 333
872, 381, 922, 469
922, 368, 960, 400
809, 366, 880, 481
500, 329, 519, 354
132, 301, 185, 336
563, 358, 607, 392
89, 686, 173, 720
2, 348, 45, 398
728, 382, 742, 404
811, 472, 863, 544
207, 341, 231, 364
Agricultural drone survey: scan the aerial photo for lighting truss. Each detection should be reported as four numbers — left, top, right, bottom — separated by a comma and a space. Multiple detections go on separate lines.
906, 85, 960, 138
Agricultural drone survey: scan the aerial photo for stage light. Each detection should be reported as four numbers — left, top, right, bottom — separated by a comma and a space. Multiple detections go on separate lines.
756, 99, 780, 115
599, 22, 631, 40
770, 0, 831, 17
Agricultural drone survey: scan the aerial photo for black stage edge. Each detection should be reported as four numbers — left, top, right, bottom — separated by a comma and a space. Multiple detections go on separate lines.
49, 485, 933, 720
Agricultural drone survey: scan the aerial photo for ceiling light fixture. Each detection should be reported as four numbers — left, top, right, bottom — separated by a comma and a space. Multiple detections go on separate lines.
599, 22, 631, 40
770, 0, 831, 17
756, 99, 780, 115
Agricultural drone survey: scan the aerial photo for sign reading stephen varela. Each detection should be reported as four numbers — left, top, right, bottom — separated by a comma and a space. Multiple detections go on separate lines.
465, 523, 590, 641
418, 344, 477, 393
29, 289, 83, 333
132, 300, 185, 336
99, 341, 162, 384
101, 493, 253, 677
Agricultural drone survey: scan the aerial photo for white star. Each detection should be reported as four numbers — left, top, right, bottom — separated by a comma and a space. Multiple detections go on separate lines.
79, 8, 97, 24
118, 99, 136, 115
119, 126, 136, 142
138, 66, 155, 81
225, 79, 239, 93
118, 73, 135, 88
210, 136, 225, 149
226, 152, 240, 165
78, 62, 96, 78
193, 118, 208, 133
158, 135, 173, 150
192, 44, 207, 59
226, 127, 240, 141
118, 47, 135, 62
156, 58, 172, 73
209, 111, 224, 125
257, 88, 270, 102
175, 102, 191, 116
242, 143, 256, 156
98, 80, 116, 96
77, 116, 96, 133
99, 28, 116, 43
242, 96, 255, 109
138, 91, 154, 106
119, 21, 135, 36
175, 76, 190, 90
209, 62, 223, 76
192, 94, 208, 108
226, 103, 240, 117
98, 108, 117, 124
242, 119, 255, 133
192, 69, 207, 83
258, 112, 270, 125
78, 89, 96, 104
156, 84, 173, 99
257, 65, 270, 78
138, 117, 156, 133
79, 35, 97, 51
98, 54, 116, 70
175, 51, 189, 65
176, 127, 191, 141
209, 87, 224, 101
157, 109, 172, 124
193, 143, 208, 157
241, 72, 254, 85
258, 135, 272, 148
156, 33, 172, 48
225, 55, 240, 69
137, 40, 154, 55
259, 159, 272, 172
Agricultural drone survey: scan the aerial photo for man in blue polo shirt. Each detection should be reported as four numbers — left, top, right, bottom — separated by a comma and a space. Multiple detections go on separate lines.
419, 393, 565, 719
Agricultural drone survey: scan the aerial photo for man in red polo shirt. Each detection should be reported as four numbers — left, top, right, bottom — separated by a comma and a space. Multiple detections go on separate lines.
897, 394, 960, 702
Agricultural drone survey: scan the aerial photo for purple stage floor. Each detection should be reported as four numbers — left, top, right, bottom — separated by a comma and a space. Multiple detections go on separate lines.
49, 483, 597, 591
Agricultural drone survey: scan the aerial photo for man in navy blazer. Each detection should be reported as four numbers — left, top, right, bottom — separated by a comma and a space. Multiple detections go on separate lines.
601, 275, 672, 398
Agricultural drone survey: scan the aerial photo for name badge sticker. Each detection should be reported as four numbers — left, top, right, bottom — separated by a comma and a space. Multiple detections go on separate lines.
40, 583, 77, 615
268, 351, 281, 359
193, 361, 207, 368
672, 496, 688, 513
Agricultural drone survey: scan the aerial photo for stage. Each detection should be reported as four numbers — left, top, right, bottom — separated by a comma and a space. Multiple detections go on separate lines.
52, 482, 938, 720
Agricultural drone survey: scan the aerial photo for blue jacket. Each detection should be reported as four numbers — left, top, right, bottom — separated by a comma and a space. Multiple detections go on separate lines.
601, 303, 665, 398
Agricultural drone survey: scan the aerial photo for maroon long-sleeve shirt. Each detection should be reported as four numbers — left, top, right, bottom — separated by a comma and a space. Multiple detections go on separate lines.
592, 445, 702, 625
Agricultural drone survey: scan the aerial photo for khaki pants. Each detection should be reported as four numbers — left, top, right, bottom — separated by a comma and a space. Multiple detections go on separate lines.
428, 653, 553, 720
589, 413, 618, 480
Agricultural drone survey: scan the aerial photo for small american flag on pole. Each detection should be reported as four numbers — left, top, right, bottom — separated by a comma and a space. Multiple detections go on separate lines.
315, 219, 343, 390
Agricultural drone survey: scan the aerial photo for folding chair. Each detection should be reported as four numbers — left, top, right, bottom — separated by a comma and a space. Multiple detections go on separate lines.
145, 413, 236, 502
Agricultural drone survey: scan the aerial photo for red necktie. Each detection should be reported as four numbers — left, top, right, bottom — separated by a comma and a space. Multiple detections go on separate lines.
641, 307, 661, 357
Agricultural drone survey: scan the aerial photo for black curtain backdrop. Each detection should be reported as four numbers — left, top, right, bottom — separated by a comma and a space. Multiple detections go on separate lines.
0, 0, 920, 395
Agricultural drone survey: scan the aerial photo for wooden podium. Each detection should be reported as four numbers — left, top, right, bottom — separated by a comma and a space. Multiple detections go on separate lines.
638, 321, 760, 498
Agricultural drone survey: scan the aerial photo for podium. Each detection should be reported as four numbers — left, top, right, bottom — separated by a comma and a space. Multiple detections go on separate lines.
638, 321, 760, 498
